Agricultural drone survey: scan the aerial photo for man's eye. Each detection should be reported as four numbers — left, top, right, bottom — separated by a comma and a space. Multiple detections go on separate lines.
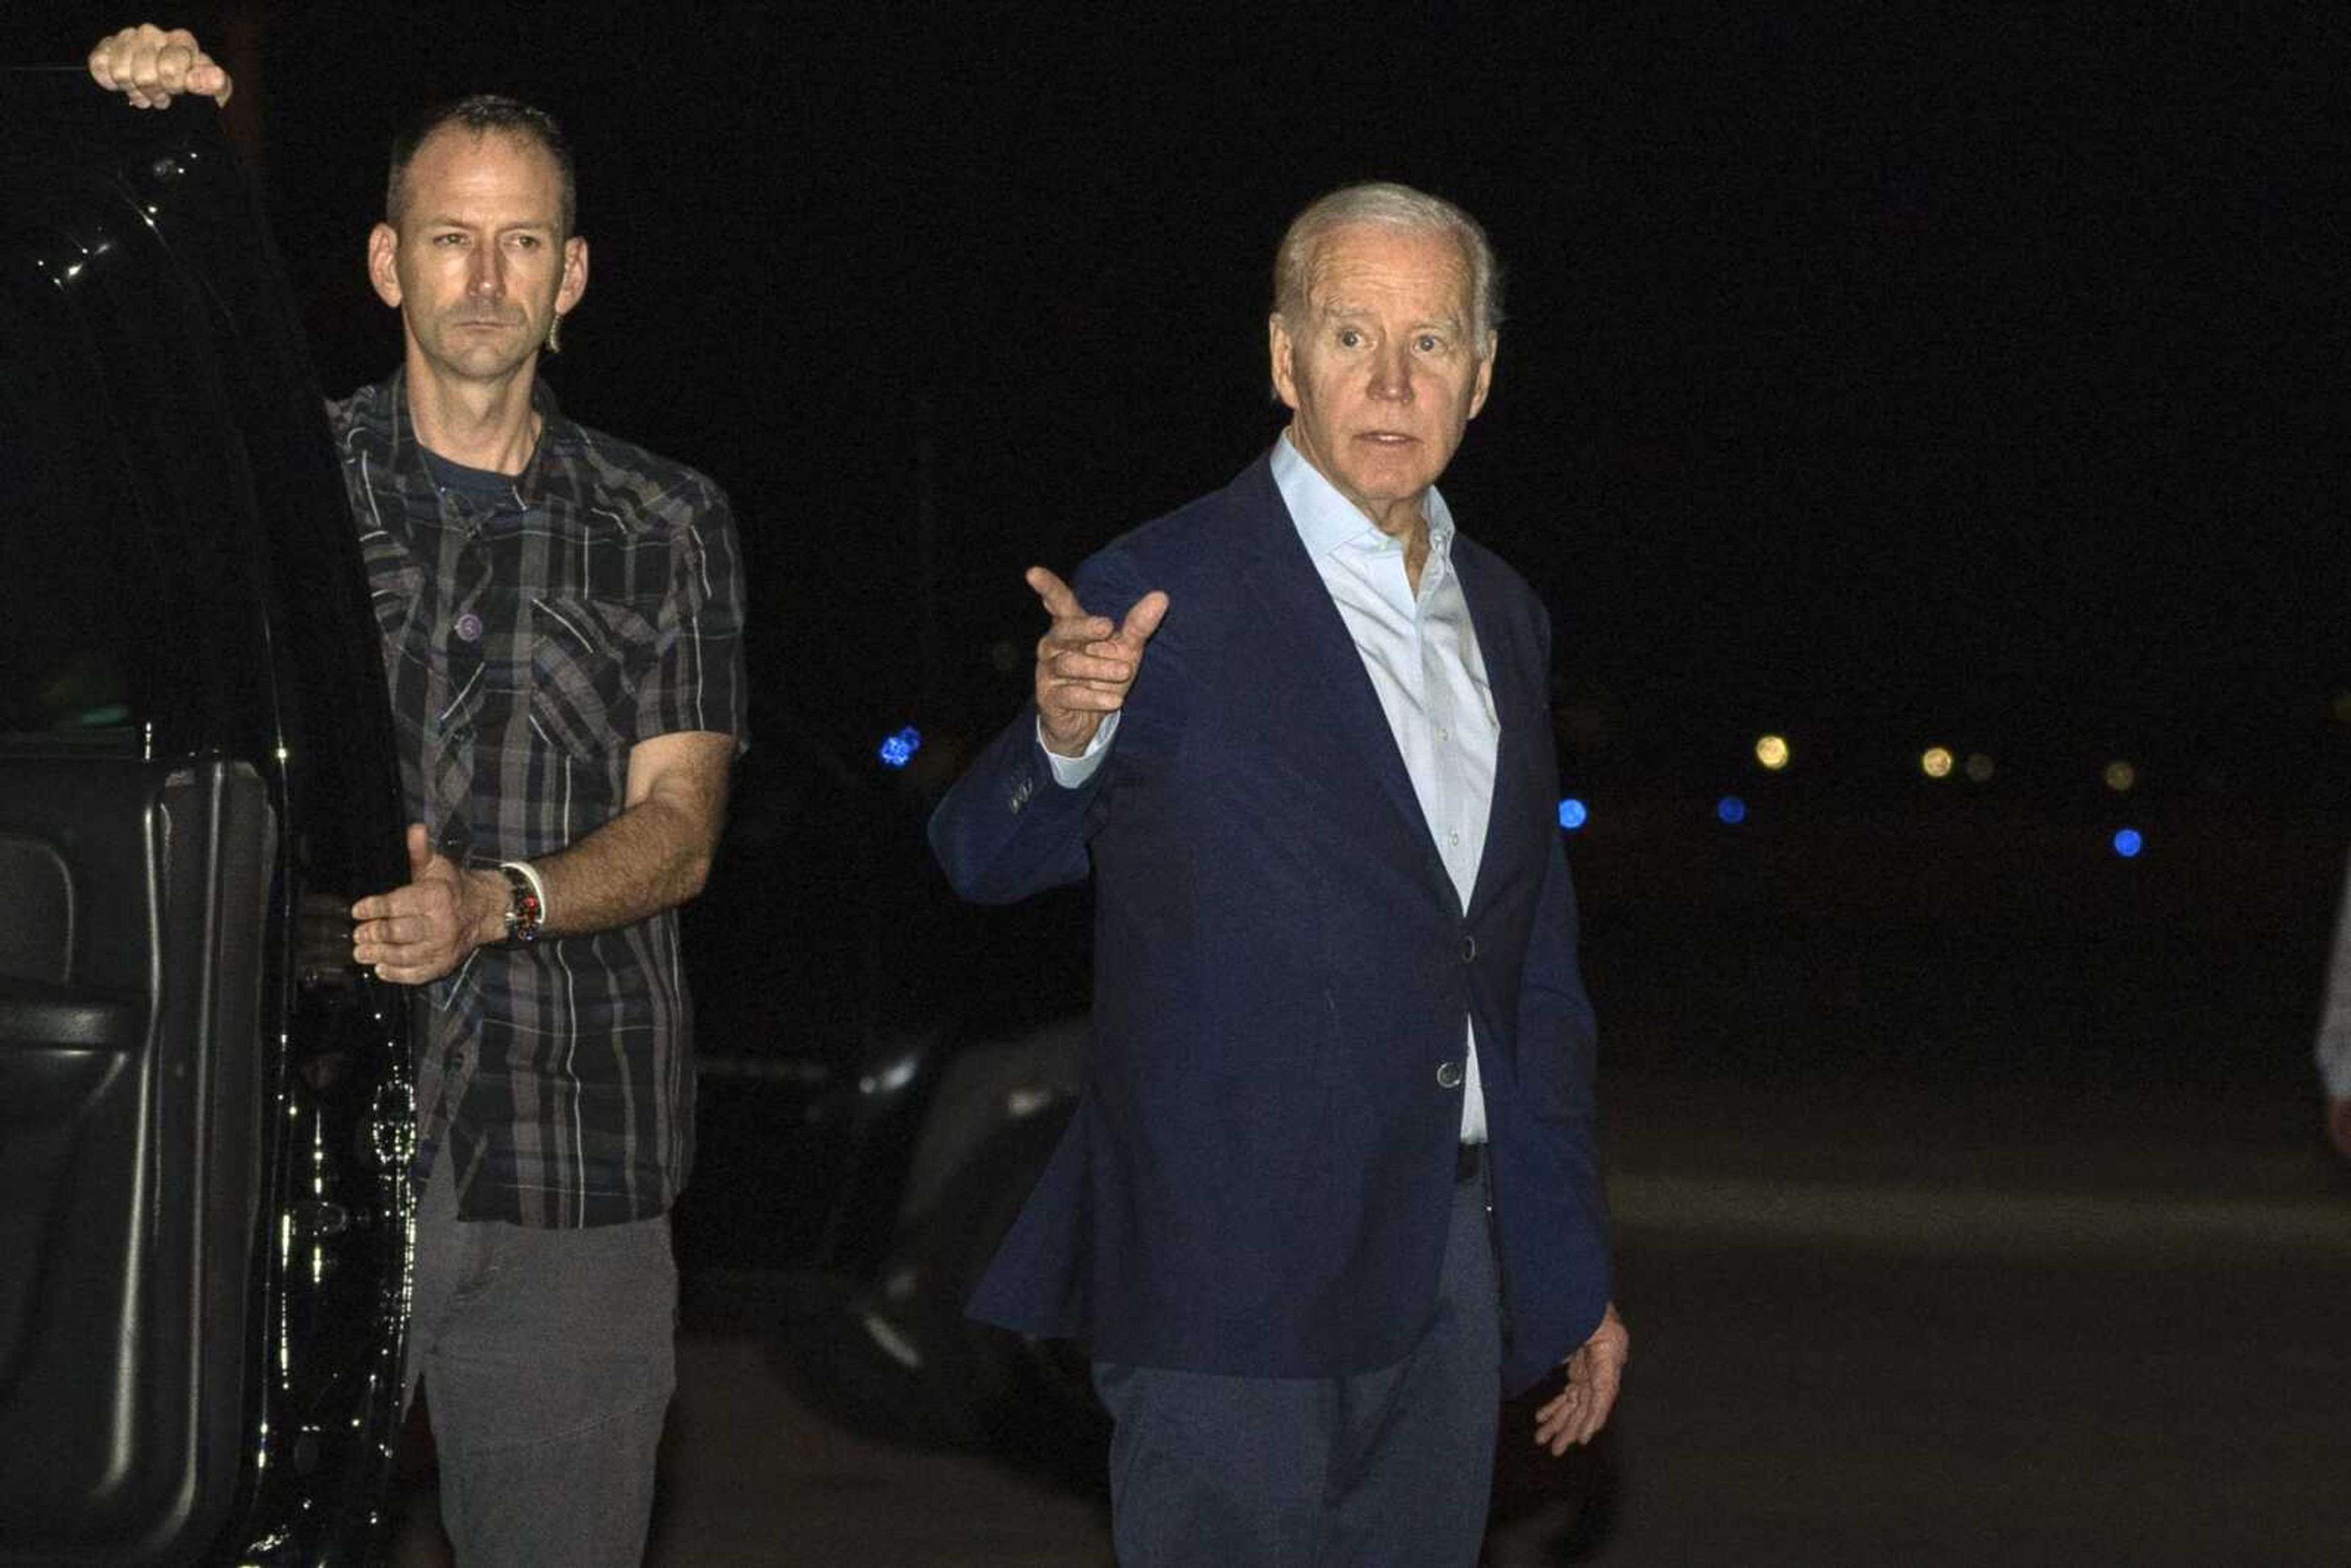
1417, 334, 1444, 352
1337, 329, 1363, 348
511, 234, 541, 250
433, 233, 465, 247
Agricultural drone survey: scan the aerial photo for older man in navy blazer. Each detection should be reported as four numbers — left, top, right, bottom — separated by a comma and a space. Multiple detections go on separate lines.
930, 182, 1627, 1565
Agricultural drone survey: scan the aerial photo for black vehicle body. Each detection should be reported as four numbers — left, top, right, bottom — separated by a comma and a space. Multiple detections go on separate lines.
0, 76, 412, 1566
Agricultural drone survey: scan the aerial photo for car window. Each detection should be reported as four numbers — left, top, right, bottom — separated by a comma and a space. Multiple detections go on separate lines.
0, 260, 159, 751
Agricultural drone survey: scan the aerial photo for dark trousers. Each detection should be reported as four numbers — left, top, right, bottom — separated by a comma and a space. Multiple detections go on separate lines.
1092, 1164, 1504, 1567
403, 1150, 678, 1568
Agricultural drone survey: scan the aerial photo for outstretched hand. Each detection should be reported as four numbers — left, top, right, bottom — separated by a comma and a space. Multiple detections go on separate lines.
350, 824, 502, 986
1028, 566, 1168, 757
1534, 1300, 1629, 1457
88, 23, 234, 108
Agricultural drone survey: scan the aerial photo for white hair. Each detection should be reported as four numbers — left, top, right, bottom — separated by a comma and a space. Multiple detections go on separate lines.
1272, 181, 1503, 347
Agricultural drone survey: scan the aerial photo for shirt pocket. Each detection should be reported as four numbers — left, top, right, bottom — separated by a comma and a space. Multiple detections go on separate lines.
527, 595, 658, 767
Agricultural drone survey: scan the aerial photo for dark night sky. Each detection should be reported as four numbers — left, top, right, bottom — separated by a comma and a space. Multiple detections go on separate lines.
18, 3, 2349, 811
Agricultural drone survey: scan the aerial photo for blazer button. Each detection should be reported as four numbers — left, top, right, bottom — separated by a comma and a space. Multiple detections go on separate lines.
1436, 1059, 1464, 1089
1460, 934, 1477, 963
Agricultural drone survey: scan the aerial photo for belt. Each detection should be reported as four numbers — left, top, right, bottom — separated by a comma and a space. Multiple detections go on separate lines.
1455, 1141, 1487, 1184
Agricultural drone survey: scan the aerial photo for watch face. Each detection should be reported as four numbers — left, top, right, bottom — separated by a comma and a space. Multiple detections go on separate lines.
504, 868, 541, 942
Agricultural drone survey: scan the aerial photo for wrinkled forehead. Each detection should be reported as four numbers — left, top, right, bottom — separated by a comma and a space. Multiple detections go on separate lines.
1303, 221, 1476, 322
403, 127, 564, 214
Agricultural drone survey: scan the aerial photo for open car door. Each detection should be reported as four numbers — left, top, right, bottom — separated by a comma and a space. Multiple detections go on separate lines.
0, 73, 412, 1566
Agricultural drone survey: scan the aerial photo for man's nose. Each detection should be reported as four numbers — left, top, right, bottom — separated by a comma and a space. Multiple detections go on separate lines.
467, 244, 504, 298
1367, 341, 1414, 402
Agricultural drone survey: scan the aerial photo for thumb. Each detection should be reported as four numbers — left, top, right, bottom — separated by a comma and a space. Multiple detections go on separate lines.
1119, 590, 1171, 647
405, 823, 435, 878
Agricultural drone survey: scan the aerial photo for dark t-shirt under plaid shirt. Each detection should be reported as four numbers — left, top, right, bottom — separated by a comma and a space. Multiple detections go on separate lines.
331, 370, 749, 1227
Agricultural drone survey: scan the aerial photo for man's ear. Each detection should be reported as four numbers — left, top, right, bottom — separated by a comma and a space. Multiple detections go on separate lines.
556, 234, 589, 316
366, 222, 402, 309
1267, 312, 1302, 411
1467, 334, 1497, 420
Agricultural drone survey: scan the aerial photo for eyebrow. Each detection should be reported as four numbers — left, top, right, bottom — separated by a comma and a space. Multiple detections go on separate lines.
419, 215, 558, 232
1316, 301, 1466, 336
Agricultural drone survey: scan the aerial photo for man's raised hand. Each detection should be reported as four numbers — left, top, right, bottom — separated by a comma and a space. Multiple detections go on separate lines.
1029, 566, 1168, 758
88, 24, 234, 109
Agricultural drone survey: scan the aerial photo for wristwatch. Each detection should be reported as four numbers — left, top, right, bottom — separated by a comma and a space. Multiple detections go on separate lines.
499, 862, 544, 945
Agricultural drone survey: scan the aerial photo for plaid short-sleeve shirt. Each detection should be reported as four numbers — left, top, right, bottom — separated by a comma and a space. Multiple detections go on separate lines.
331, 370, 749, 1226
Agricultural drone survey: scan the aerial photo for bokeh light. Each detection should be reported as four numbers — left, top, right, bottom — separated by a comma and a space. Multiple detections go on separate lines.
877, 726, 923, 768
2103, 760, 2136, 793
1920, 747, 1953, 779
1558, 798, 1589, 830
2112, 827, 2143, 858
1963, 752, 1995, 782
1716, 795, 1747, 825
1753, 734, 1790, 771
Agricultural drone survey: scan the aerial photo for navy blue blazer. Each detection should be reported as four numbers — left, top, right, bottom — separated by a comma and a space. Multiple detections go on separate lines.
929, 450, 1611, 1396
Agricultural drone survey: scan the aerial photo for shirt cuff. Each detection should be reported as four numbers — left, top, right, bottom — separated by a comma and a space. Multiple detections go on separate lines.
1039, 711, 1120, 788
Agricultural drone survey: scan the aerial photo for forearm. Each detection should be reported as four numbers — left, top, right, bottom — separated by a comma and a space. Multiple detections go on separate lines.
464, 798, 714, 945
928, 711, 1100, 904
459, 733, 733, 947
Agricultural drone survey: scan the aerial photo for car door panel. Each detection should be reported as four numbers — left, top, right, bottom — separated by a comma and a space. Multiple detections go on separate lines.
0, 759, 274, 1564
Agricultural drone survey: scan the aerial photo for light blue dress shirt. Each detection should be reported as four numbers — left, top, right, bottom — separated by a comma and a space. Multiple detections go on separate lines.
1046, 431, 1499, 1140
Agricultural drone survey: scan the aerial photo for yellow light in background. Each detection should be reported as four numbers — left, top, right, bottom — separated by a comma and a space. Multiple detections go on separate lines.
1754, 733, 1790, 771
2104, 760, 2137, 793
1963, 752, 1995, 782
2332, 690, 2351, 726
1920, 747, 1953, 779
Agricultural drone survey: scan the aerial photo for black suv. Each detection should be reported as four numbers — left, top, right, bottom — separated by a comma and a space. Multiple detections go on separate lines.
0, 74, 413, 1566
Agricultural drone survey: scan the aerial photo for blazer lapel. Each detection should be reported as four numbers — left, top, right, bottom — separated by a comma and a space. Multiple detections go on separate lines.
1231, 460, 1444, 874
1453, 542, 1535, 920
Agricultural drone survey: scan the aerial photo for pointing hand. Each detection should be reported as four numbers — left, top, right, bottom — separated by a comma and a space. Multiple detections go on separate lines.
1027, 566, 1168, 758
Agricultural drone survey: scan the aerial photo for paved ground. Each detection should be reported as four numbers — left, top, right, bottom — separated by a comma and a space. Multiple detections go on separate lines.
388, 1071, 2350, 1565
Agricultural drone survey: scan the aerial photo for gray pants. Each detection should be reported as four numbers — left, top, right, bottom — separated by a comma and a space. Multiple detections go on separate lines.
1092, 1166, 1505, 1567
403, 1152, 678, 1568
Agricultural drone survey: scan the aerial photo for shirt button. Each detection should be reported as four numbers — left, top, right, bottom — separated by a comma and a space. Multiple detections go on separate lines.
1436, 1059, 1464, 1089
455, 611, 484, 642
1460, 935, 1477, 963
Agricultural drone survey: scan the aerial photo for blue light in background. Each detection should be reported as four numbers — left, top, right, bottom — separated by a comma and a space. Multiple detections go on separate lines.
1716, 795, 1747, 825
877, 726, 923, 769
1558, 798, 1588, 831
2112, 827, 2143, 858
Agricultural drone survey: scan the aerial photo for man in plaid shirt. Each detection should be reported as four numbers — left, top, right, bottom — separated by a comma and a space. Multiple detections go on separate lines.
93, 28, 748, 1566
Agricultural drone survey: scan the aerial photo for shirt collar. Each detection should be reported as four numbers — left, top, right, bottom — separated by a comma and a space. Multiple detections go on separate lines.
361, 364, 570, 505
1271, 428, 1456, 566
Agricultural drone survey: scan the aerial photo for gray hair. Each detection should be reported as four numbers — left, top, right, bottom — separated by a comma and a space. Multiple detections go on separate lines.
1272, 182, 1503, 348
